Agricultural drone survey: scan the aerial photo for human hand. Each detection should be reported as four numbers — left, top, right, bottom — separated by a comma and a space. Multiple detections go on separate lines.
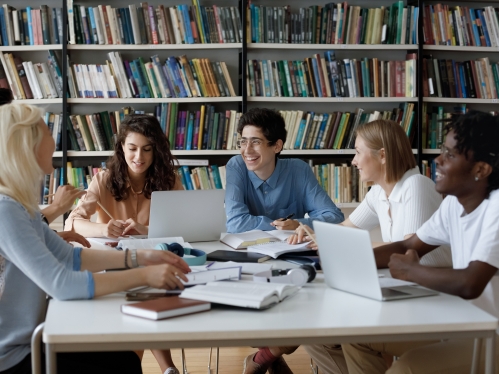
121, 219, 148, 236
143, 264, 188, 290
137, 250, 191, 274
51, 185, 86, 214
57, 231, 91, 247
288, 225, 317, 249
271, 218, 300, 230
388, 249, 420, 281
102, 219, 127, 238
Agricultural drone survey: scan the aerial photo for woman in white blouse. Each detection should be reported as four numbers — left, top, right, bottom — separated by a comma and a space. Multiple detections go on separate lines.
268, 119, 452, 374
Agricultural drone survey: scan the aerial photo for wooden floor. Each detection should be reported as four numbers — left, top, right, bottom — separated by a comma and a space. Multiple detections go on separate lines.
142, 347, 317, 374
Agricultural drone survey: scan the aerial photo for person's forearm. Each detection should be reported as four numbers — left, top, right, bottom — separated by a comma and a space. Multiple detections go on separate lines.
81, 248, 134, 272
374, 242, 409, 268
41, 204, 66, 224
73, 220, 107, 237
93, 268, 147, 297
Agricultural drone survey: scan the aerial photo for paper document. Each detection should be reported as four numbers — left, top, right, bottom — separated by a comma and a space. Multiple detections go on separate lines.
247, 241, 311, 258
208, 261, 273, 275
183, 267, 242, 286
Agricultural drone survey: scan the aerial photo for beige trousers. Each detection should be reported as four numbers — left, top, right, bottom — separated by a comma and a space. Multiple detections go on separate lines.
306, 339, 499, 374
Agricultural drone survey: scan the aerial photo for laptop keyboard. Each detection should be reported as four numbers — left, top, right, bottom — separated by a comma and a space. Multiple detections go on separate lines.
381, 288, 411, 297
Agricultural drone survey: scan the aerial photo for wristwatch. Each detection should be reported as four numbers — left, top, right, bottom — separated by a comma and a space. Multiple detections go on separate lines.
131, 248, 139, 268
40, 213, 49, 225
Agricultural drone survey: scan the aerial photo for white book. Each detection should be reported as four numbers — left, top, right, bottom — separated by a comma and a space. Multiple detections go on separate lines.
226, 110, 237, 150
128, 5, 141, 44
169, 7, 182, 44
183, 267, 241, 286
92, 7, 105, 45
33, 63, 49, 98
102, 64, 117, 98
247, 241, 311, 259
12, 10, 20, 44
180, 281, 300, 309
106, 6, 119, 45
23, 61, 42, 99
73, 64, 84, 98
52, 113, 60, 146
81, 64, 95, 98
68, 0, 75, 44
220, 230, 295, 250
3, 5, 14, 46
290, 110, 303, 150
107, 52, 128, 98
97, 5, 108, 44
2, 53, 20, 99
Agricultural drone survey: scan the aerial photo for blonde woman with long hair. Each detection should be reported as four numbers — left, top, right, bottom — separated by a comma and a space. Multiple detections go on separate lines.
0, 103, 190, 374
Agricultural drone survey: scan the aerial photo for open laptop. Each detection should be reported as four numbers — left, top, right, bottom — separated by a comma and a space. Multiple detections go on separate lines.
149, 190, 226, 242
314, 221, 438, 301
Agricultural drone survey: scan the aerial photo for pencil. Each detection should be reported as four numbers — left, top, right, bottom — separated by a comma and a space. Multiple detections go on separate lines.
96, 201, 115, 221
43, 187, 85, 198
298, 222, 318, 246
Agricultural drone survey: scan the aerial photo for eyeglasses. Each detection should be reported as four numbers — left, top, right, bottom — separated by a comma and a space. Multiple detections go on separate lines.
440, 144, 453, 160
236, 139, 272, 149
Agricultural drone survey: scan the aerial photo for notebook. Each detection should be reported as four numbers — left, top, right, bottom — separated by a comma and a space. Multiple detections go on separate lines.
121, 296, 211, 320
179, 281, 299, 309
220, 230, 295, 249
314, 221, 439, 301
207, 250, 271, 263
149, 190, 226, 242
247, 241, 311, 258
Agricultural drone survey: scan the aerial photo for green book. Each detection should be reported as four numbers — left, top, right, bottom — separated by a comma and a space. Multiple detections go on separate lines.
210, 112, 219, 150
73, 6, 83, 45
278, 61, 289, 97
168, 103, 178, 146
332, 113, 347, 149
99, 111, 114, 149
395, 1, 404, 44
138, 57, 154, 99
360, 8, 369, 44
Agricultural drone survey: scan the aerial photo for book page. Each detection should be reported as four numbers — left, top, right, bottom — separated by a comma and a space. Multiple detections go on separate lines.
247, 241, 311, 258
268, 230, 296, 241
205, 280, 299, 300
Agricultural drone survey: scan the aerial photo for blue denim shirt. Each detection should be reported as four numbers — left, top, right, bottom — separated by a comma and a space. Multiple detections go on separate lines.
225, 156, 344, 233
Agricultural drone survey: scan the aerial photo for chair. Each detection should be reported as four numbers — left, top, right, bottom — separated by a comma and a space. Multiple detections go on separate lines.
179, 347, 219, 374
31, 323, 45, 374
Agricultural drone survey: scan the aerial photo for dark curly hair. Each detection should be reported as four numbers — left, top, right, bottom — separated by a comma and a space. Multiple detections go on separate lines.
444, 110, 499, 194
0, 88, 13, 105
237, 108, 287, 156
106, 114, 177, 201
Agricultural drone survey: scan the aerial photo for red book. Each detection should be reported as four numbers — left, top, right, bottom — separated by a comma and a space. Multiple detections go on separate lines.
121, 296, 210, 320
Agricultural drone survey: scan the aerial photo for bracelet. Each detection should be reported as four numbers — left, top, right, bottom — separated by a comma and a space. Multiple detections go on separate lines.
131, 248, 139, 268
40, 213, 49, 225
124, 248, 131, 269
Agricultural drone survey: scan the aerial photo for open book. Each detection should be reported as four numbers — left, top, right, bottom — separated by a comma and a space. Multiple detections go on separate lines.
117, 237, 186, 250
220, 230, 295, 249
179, 280, 300, 309
247, 241, 311, 258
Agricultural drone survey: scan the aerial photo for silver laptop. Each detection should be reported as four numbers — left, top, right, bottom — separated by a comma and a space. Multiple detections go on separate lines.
314, 221, 438, 301
149, 190, 226, 242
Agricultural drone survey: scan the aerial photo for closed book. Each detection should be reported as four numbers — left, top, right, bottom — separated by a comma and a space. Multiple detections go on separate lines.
121, 296, 210, 320
13, 55, 33, 99
207, 250, 271, 263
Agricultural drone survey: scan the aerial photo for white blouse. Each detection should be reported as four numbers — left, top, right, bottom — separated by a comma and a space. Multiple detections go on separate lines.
349, 167, 452, 267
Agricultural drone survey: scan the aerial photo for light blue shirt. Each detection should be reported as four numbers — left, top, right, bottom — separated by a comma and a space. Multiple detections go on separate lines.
0, 194, 94, 371
225, 156, 344, 233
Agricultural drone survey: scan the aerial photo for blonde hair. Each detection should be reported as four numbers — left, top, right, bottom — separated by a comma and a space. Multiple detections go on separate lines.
355, 119, 416, 184
0, 103, 44, 216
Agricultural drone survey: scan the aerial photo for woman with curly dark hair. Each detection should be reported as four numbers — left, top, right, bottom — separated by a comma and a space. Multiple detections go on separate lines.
65, 114, 182, 238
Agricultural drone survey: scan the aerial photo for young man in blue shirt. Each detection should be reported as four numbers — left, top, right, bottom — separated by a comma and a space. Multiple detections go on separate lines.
225, 108, 344, 234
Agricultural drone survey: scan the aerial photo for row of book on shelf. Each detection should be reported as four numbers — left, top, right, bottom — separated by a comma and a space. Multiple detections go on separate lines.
423, 4, 499, 47
422, 56, 499, 99
248, 1, 418, 45
40, 163, 107, 205
177, 165, 226, 191
279, 104, 415, 151
0, 4, 63, 46
0, 51, 63, 100
247, 51, 416, 98
67, 104, 242, 152
68, 1, 242, 45
68, 52, 236, 99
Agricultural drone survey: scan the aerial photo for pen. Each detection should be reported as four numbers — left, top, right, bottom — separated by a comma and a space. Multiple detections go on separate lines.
298, 222, 318, 246
282, 213, 295, 221
206, 261, 216, 268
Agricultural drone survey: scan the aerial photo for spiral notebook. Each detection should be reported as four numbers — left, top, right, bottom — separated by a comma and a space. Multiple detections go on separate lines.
247, 241, 312, 259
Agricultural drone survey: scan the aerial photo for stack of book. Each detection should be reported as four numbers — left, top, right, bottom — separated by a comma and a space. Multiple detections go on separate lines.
422, 56, 499, 99
68, 1, 242, 45
248, 1, 418, 45
68, 52, 236, 99
423, 5, 499, 47
247, 51, 416, 98
0, 51, 63, 100
279, 105, 415, 150
421, 159, 437, 182
68, 111, 116, 152
313, 163, 373, 204
44, 111, 63, 151
177, 165, 225, 191
0, 4, 63, 46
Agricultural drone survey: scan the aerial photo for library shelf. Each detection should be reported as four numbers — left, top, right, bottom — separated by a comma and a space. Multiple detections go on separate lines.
248, 97, 418, 103
14, 99, 63, 104
68, 43, 243, 51
67, 97, 243, 104
423, 149, 441, 155
248, 43, 416, 50
423, 98, 499, 104
52, 152, 63, 157
423, 45, 499, 53
0, 45, 63, 51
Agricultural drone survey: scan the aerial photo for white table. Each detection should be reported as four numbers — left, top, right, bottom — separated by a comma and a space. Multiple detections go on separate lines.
43, 241, 498, 374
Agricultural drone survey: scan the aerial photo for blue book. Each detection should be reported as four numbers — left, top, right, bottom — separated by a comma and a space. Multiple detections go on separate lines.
314, 113, 329, 149
0, 8, 8, 46
451, 60, 460, 98
311, 58, 323, 97
261, 61, 270, 97
412, 7, 419, 44
166, 57, 187, 98
477, 10, 491, 47
124, 8, 134, 44
123, 60, 139, 98
51, 8, 60, 44
87, 7, 98, 44
117, 8, 128, 45
469, 9, 481, 46
294, 116, 307, 149
185, 112, 194, 150
250, 4, 256, 42
182, 166, 194, 190
26, 7, 34, 45
128, 61, 144, 98
255, 6, 260, 43
211, 165, 223, 189
161, 64, 176, 98
177, 168, 188, 190
200, 6, 210, 43
458, 64, 467, 98
159, 103, 167, 133
135, 59, 152, 98
151, 55, 171, 97
181, 5, 194, 44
